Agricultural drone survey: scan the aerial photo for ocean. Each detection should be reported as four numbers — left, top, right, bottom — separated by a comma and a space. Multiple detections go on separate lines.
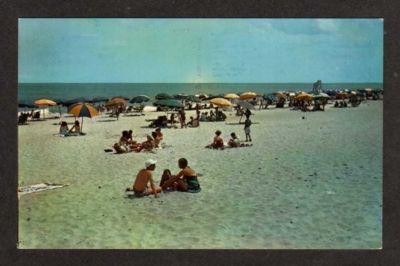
18, 83, 383, 103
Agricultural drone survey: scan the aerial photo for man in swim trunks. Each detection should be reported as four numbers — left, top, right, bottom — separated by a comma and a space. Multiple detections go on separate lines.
126, 159, 161, 198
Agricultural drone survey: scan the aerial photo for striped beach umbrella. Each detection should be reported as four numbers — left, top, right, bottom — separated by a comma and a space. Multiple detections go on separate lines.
68, 103, 99, 132
296, 92, 313, 101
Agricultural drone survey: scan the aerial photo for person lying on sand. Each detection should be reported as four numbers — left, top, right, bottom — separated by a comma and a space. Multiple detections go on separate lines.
205, 130, 224, 149
132, 135, 155, 152
126, 159, 161, 198
160, 158, 201, 193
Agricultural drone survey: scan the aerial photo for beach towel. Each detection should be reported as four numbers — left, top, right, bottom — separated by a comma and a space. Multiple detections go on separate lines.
18, 183, 68, 195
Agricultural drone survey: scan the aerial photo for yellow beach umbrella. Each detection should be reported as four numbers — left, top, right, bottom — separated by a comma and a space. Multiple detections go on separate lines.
209, 98, 233, 107
296, 92, 313, 101
68, 103, 99, 132
224, 93, 240, 99
239, 92, 257, 100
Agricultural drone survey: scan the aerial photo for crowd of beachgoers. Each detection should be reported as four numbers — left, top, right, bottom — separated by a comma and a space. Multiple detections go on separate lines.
18, 87, 383, 198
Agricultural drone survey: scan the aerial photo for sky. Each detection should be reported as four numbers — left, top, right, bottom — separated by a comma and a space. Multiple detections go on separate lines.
18, 19, 383, 83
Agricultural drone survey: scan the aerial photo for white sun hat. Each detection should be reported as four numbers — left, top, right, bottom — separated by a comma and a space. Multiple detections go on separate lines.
145, 159, 157, 168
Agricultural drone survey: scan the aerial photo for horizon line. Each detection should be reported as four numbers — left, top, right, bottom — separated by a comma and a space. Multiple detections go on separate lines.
18, 82, 383, 84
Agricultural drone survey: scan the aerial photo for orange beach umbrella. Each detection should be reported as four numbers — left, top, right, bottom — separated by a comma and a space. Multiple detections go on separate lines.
239, 92, 257, 100
34, 99, 57, 106
295, 92, 313, 101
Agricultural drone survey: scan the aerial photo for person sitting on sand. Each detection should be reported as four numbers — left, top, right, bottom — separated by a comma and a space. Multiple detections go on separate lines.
200, 112, 207, 121
151, 132, 161, 148
159, 169, 178, 191
160, 158, 201, 193
126, 159, 161, 198
187, 116, 199, 127
209, 110, 216, 121
59, 121, 69, 135
69, 121, 81, 135
206, 130, 224, 149
334, 101, 339, 107
155, 127, 163, 141
228, 132, 241, 147
126, 130, 138, 145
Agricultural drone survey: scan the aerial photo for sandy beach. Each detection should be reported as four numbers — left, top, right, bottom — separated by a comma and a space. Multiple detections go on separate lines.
18, 101, 382, 249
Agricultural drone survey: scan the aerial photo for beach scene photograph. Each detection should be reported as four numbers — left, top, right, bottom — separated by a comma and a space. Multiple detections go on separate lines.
18, 18, 383, 249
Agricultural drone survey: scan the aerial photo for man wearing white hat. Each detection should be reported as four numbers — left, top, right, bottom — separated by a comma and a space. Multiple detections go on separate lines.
126, 159, 161, 198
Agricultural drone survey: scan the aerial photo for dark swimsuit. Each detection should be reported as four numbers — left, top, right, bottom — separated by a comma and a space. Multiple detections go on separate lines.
183, 175, 201, 193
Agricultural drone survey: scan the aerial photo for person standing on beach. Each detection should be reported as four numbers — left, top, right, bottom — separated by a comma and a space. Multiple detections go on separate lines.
244, 117, 252, 142
126, 159, 161, 198
179, 108, 187, 128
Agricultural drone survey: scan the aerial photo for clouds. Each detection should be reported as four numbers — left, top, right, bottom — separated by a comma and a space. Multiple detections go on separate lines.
18, 19, 383, 83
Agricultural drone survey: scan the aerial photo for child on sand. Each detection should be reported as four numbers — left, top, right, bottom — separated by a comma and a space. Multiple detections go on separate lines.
59, 121, 69, 135
161, 158, 201, 193
69, 120, 81, 135
206, 130, 224, 149
228, 132, 241, 147
159, 169, 178, 191
244, 118, 252, 142
126, 159, 161, 198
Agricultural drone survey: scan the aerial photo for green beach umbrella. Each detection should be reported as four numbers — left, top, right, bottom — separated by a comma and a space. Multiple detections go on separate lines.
130, 95, 150, 104
155, 93, 173, 100
153, 99, 184, 108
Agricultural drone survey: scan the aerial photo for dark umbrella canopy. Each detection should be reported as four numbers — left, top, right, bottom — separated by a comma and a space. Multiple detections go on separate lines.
173, 93, 189, 100
92, 96, 109, 103
63, 97, 88, 106
130, 95, 150, 103
18, 100, 35, 108
155, 93, 173, 100
153, 99, 183, 108
206, 94, 224, 100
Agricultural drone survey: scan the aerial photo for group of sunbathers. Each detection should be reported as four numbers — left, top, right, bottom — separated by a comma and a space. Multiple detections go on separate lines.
58, 121, 82, 136
113, 127, 164, 153
199, 109, 226, 122
126, 158, 201, 198
205, 130, 252, 149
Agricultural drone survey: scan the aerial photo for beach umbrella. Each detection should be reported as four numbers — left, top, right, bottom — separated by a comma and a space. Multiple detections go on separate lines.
312, 93, 330, 100
34, 99, 57, 106
275, 92, 286, 98
197, 94, 208, 99
155, 93, 172, 100
174, 93, 189, 100
111, 96, 129, 101
336, 92, 348, 99
105, 97, 126, 107
34, 99, 57, 120
224, 93, 240, 99
18, 100, 35, 108
92, 96, 109, 103
209, 98, 233, 107
68, 103, 99, 132
295, 92, 313, 101
237, 100, 255, 110
153, 99, 183, 108
239, 92, 257, 100
130, 95, 150, 104
63, 97, 88, 106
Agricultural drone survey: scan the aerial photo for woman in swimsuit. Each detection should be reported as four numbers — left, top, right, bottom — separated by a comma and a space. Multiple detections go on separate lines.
206, 130, 224, 149
69, 120, 81, 135
160, 158, 201, 193
59, 121, 69, 136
